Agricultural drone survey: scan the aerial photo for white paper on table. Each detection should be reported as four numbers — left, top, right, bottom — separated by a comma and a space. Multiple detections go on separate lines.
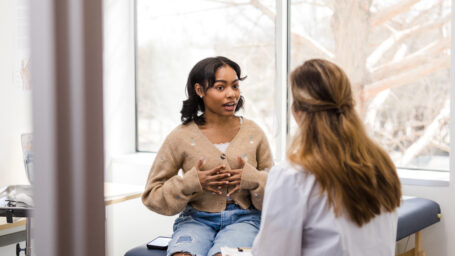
220, 247, 252, 256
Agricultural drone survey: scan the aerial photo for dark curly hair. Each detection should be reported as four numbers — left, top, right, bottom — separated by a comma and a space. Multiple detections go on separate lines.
180, 56, 246, 125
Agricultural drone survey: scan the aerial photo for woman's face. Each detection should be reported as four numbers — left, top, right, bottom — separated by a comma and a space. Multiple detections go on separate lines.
200, 65, 241, 117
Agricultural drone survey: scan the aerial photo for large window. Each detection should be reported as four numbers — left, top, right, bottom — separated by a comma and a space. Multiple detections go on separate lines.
136, 0, 277, 153
290, 0, 451, 171
137, 0, 451, 172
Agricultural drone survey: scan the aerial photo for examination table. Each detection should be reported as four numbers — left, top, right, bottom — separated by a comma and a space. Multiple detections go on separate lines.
124, 197, 441, 256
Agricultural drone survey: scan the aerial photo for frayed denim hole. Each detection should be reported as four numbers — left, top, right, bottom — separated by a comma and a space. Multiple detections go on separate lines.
211, 252, 222, 256
171, 251, 194, 256
176, 235, 192, 244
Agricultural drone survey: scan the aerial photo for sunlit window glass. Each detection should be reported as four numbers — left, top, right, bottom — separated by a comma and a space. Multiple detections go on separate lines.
290, 0, 451, 171
136, 0, 276, 154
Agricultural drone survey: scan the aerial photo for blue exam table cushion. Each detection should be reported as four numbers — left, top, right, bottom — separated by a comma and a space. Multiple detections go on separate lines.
124, 246, 166, 256
396, 197, 441, 241
125, 197, 441, 255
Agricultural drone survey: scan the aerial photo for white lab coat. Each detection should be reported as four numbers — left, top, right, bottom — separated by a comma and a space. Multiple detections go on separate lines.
252, 161, 398, 256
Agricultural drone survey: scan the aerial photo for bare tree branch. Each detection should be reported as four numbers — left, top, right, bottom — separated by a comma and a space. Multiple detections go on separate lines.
382, 19, 405, 32
250, 0, 275, 20
370, 0, 420, 28
292, 33, 335, 59
370, 37, 450, 81
249, 0, 334, 59
206, 0, 248, 6
431, 139, 450, 153
399, 99, 449, 165
407, 0, 445, 27
321, 0, 333, 9
364, 89, 391, 126
374, 129, 408, 152
292, 0, 331, 8
364, 54, 450, 100
367, 14, 450, 67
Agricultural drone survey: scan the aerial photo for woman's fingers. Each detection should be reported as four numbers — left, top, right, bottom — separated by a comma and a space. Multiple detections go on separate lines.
225, 168, 241, 175
205, 186, 222, 194
207, 165, 225, 174
227, 180, 241, 185
196, 157, 204, 171
209, 173, 230, 181
225, 174, 241, 182
237, 156, 245, 168
227, 186, 240, 196
208, 180, 229, 186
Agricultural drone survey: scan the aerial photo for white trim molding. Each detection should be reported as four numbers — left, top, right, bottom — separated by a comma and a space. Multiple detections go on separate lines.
275, 0, 290, 161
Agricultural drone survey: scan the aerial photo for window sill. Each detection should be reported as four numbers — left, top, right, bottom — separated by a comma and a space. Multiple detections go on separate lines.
397, 168, 449, 187
111, 152, 157, 166
106, 152, 157, 185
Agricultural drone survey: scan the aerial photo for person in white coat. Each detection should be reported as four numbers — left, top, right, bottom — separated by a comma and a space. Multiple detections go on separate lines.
252, 59, 402, 256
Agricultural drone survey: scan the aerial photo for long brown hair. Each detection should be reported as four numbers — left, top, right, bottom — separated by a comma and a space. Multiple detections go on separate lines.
288, 59, 401, 226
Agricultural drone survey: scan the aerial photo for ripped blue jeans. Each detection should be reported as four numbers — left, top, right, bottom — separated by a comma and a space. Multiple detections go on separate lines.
167, 204, 261, 256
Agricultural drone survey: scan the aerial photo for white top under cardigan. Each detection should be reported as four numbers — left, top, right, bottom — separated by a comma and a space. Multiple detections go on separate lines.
213, 117, 243, 154
213, 117, 242, 202
252, 161, 398, 256
215, 142, 232, 202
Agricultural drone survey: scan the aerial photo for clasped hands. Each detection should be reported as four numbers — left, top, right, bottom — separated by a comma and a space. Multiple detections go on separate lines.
196, 156, 245, 196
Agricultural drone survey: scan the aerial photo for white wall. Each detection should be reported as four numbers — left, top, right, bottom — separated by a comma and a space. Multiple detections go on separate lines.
0, 0, 32, 254
105, 156, 175, 256
103, 1, 176, 256
0, 0, 31, 188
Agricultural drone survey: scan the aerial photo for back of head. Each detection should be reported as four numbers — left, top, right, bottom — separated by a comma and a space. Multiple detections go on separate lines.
288, 59, 401, 226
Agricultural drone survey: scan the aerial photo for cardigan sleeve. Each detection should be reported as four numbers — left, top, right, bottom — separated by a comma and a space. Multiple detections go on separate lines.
239, 128, 274, 210
141, 133, 203, 216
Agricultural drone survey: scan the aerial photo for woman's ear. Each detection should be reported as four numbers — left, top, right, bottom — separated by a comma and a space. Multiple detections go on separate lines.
194, 83, 204, 98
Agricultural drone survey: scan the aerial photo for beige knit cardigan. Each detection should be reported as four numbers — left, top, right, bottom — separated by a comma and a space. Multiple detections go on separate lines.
142, 118, 273, 216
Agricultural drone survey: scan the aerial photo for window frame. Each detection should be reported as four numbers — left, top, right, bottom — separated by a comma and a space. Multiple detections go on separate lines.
132, 0, 452, 184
